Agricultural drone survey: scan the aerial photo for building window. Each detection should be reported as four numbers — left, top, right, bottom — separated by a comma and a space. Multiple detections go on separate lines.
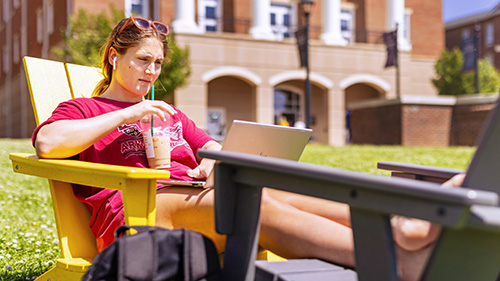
125, 0, 148, 18
47, 0, 54, 35
274, 89, 302, 126
462, 29, 471, 40
36, 8, 43, 44
3, 0, 10, 23
3, 46, 10, 74
340, 9, 354, 43
270, 4, 292, 41
486, 23, 494, 47
403, 9, 412, 43
198, 0, 219, 33
206, 6, 216, 19
13, 33, 19, 64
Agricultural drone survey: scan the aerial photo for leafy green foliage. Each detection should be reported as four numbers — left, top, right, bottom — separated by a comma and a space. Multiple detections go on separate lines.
432, 48, 500, 95
468, 59, 500, 94
432, 48, 468, 95
52, 8, 191, 100
52, 8, 122, 67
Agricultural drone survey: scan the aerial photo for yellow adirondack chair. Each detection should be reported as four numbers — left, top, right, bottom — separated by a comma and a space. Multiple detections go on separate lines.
11, 56, 171, 280
12, 56, 283, 280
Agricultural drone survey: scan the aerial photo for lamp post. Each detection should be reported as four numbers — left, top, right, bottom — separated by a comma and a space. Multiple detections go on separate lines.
299, 0, 314, 129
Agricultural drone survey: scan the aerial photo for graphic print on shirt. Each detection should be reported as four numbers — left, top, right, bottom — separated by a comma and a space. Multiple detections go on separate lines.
117, 123, 145, 159
170, 120, 193, 151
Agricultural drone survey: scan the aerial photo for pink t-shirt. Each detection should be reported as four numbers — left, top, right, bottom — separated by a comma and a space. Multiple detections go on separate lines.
32, 97, 214, 251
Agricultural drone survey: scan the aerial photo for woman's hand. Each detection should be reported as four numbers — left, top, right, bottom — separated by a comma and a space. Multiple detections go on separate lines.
441, 173, 466, 188
186, 140, 222, 180
120, 100, 177, 124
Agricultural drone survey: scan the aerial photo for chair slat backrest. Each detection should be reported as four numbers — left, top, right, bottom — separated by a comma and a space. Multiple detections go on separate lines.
23, 56, 73, 125
65, 63, 104, 98
23, 56, 98, 261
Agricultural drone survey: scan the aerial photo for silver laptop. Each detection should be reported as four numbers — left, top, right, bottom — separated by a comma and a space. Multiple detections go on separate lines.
159, 120, 312, 187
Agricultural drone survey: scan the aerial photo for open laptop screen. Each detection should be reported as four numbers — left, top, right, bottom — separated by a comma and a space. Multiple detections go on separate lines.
159, 120, 312, 187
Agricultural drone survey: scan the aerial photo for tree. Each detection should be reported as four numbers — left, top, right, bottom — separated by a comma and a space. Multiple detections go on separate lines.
432, 48, 468, 96
463, 59, 500, 94
432, 48, 500, 95
53, 7, 191, 100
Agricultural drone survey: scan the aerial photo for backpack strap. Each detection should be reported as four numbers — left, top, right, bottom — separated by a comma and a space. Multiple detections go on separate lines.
183, 228, 221, 281
117, 226, 157, 281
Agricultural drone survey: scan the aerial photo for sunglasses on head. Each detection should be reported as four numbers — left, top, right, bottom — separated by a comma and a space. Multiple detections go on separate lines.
118, 16, 169, 36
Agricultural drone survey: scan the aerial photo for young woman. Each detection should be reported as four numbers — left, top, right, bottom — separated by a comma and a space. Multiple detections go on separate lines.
33, 16, 453, 281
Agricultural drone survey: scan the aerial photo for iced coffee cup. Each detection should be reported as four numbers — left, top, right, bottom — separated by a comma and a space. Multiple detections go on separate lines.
140, 115, 171, 169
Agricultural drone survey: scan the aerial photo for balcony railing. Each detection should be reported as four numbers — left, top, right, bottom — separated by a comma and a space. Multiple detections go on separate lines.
195, 16, 386, 45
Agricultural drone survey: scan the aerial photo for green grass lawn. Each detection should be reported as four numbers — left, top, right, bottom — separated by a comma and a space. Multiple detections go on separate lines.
0, 139, 475, 280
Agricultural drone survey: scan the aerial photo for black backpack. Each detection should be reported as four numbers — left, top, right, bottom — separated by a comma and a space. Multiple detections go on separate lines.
82, 225, 222, 281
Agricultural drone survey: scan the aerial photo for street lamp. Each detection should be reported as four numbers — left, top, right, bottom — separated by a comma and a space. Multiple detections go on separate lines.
299, 0, 314, 129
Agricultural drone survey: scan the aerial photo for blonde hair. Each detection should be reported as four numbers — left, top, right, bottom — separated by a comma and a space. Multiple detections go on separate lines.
92, 18, 169, 97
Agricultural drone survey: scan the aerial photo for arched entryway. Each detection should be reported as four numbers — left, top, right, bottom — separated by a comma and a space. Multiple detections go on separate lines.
345, 83, 385, 105
341, 74, 390, 143
206, 76, 256, 141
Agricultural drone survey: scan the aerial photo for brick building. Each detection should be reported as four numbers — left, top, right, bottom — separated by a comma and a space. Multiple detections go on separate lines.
0, 0, 444, 146
445, 3, 500, 72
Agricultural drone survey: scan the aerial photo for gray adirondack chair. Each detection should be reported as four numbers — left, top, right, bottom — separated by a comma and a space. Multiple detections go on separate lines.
198, 98, 500, 281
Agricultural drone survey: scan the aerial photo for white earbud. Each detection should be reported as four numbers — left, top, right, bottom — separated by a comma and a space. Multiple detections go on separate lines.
113, 56, 117, 70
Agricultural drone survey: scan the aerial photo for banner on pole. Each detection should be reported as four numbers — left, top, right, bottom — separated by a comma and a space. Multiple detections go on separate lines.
461, 35, 476, 73
383, 30, 398, 68
295, 26, 307, 68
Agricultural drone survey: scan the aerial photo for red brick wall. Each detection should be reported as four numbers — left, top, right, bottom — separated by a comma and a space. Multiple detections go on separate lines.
451, 103, 497, 146
401, 105, 452, 147
351, 105, 402, 145
351, 99, 497, 147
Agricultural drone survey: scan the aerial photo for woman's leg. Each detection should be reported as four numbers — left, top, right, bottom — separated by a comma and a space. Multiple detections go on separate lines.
263, 188, 351, 226
156, 186, 356, 266
156, 187, 227, 252
155, 186, 438, 280
259, 188, 356, 266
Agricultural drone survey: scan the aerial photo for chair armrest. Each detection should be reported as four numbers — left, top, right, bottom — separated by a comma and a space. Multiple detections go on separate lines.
11, 153, 170, 226
10, 153, 170, 189
377, 161, 465, 183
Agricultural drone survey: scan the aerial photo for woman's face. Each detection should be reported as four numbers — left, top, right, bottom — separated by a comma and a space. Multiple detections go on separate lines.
113, 37, 164, 101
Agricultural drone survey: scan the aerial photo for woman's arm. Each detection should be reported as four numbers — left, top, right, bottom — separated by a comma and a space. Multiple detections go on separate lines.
35, 100, 177, 159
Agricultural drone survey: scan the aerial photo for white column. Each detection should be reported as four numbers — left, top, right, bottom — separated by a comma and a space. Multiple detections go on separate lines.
249, 0, 274, 40
172, 0, 202, 34
386, 0, 411, 51
320, 0, 347, 46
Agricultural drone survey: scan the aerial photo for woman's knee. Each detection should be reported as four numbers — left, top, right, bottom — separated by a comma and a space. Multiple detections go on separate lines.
391, 216, 441, 251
